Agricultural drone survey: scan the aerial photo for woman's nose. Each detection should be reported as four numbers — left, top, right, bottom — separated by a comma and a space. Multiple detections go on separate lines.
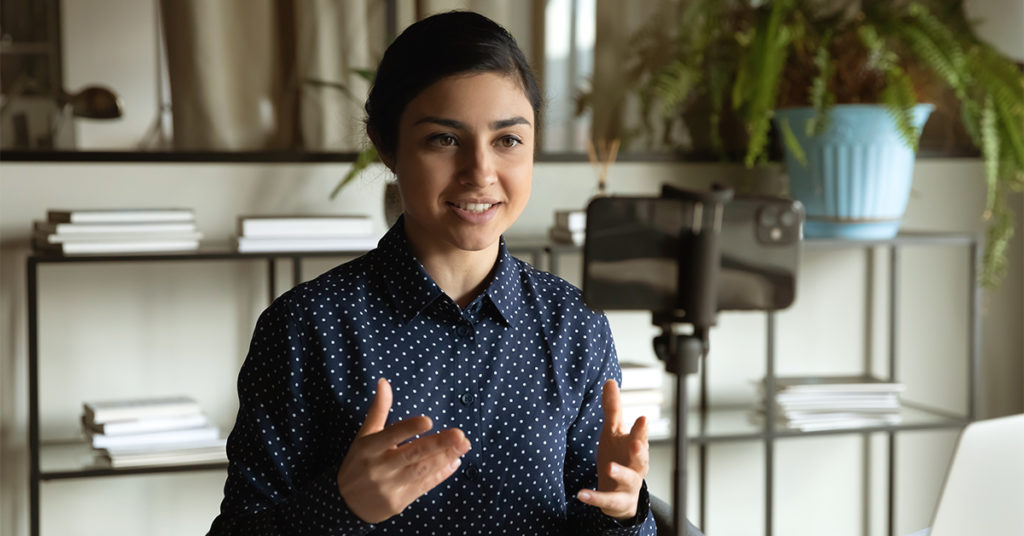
459, 142, 497, 187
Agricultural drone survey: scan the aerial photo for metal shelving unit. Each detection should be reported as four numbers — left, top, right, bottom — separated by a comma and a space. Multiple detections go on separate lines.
26, 234, 979, 536
25, 244, 548, 536
549, 232, 982, 536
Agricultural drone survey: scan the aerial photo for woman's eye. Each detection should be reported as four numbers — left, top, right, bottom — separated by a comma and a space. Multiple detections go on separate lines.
498, 135, 521, 148
431, 134, 457, 147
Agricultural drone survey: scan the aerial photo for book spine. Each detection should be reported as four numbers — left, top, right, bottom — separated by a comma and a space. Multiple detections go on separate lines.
85, 401, 203, 424
240, 218, 373, 238
555, 210, 586, 231
91, 426, 219, 449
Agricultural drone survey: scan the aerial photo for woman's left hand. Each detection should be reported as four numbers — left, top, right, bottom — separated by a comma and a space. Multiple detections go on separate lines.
577, 379, 650, 521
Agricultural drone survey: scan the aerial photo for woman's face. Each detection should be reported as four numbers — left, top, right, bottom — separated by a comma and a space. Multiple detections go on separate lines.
391, 72, 534, 256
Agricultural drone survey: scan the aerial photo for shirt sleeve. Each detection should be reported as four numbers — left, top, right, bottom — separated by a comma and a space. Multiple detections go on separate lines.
562, 314, 657, 536
207, 297, 374, 535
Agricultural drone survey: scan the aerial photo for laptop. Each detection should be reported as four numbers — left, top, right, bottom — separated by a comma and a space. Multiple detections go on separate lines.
927, 413, 1024, 536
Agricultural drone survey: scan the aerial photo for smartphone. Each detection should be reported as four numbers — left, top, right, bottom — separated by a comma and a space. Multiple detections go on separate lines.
582, 194, 803, 313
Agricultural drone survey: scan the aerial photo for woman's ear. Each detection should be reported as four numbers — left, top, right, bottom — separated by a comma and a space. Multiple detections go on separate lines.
367, 128, 396, 172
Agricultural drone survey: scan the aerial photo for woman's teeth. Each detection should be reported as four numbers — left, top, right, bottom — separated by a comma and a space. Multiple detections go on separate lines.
456, 202, 493, 213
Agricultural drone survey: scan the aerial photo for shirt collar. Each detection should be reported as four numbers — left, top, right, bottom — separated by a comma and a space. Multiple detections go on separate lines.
483, 238, 525, 327
374, 216, 525, 327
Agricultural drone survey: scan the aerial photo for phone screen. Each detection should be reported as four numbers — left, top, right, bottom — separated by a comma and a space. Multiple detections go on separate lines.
582, 195, 803, 313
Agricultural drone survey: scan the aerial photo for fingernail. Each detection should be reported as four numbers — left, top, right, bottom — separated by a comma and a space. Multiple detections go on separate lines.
450, 457, 462, 471
578, 490, 592, 501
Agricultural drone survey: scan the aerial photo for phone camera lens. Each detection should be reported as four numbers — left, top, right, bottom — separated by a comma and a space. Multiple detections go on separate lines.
758, 207, 778, 227
779, 210, 797, 227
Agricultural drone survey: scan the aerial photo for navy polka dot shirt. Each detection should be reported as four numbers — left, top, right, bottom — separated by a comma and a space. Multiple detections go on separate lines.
209, 217, 655, 535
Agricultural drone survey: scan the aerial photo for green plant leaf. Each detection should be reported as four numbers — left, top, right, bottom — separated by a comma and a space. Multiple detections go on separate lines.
777, 117, 807, 167
330, 146, 379, 200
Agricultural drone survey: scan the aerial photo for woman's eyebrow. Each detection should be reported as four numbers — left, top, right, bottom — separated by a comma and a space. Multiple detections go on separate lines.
490, 116, 532, 130
414, 116, 464, 129
412, 116, 532, 130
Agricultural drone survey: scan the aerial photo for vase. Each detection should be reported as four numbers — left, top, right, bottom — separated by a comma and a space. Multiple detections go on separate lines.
773, 104, 933, 239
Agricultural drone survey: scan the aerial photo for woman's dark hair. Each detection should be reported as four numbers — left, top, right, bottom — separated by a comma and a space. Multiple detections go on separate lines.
365, 11, 543, 159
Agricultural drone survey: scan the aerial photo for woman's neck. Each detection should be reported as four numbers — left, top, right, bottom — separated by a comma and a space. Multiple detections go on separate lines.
405, 230, 500, 309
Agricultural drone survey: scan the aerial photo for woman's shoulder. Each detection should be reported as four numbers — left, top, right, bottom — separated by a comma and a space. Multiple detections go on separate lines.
513, 257, 605, 322
267, 252, 379, 313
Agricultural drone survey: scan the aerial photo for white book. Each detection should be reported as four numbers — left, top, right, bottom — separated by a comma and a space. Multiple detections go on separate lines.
35, 231, 203, 244
239, 215, 373, 238
47, 208, 195, 224
83, 396, 202, 425
235, 236, 380, 253
100, 439, 227, 468
85, 413, 210, 436
647, 416, 672, 439
548, 226, 584, 246
769, 376, 906, 394
104, 449, 228, 468
35, 239, 200, 255
619, 389, 665, 406
554, 210, 587, 232
789, 415, 902, 432
102, 438, 227, 456
34, 221, 197, 235
90, 425, 219, 450
620, 362, 664, 391
783, 411, 900, 425
622, 404, 663, 424
776, 395, 900, 410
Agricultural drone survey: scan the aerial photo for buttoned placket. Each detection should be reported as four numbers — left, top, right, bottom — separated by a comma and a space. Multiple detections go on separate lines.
455, 298, 486, 496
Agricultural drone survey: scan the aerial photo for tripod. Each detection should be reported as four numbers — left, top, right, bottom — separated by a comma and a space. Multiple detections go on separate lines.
650, 184, 731, 535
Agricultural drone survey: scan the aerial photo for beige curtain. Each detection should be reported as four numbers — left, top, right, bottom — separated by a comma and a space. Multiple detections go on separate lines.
160, 0, 379, 151
294, 0, 384, 151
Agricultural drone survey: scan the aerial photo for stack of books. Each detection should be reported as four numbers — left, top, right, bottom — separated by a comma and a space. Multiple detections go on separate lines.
620, 361, 671, 439
33, 208, 201, 254
234, 214, 378, 252
82, 395, 227, 468
548, 209, 586, 246
755, 375, 906, 432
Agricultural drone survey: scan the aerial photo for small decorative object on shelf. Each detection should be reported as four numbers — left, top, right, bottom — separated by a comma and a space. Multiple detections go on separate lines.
33, 208, 201, 254
234, 214, 379, 253
584, 137, 619, 197
548, 209, 586, 246
619, 361, 671, 439
81, 395, 226, 468
753, 375, 906, 432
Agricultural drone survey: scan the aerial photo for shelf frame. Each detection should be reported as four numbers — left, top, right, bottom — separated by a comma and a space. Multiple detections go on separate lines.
26, 232, 980, 536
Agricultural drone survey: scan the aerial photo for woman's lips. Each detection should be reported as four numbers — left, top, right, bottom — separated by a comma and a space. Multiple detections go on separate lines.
447, 201, 500, 223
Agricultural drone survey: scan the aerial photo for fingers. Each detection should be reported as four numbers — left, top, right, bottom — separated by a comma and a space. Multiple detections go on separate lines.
629, 415, 649, 446
406, 446, 467, 499
357, 378, 393, 438
604, 460, 644, 490
601, 379, 622, 431
577, 482, 639, 521
384, 427, 471, 469
369, 415, 434, 450
579, 461, 645, 520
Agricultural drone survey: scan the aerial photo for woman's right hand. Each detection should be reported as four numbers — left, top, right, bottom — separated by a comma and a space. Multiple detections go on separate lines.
337, 378, 471, 524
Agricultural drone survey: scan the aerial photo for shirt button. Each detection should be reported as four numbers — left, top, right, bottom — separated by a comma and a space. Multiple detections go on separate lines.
455, 325, 471, 337
464, 464, 480, 480
459, 392, 475, 405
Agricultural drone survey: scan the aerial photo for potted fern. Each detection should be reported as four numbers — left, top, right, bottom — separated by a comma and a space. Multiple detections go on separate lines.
632, 0, 1024, 286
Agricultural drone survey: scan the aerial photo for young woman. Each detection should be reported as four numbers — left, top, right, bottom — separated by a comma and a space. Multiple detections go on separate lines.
210, 11, 656, 535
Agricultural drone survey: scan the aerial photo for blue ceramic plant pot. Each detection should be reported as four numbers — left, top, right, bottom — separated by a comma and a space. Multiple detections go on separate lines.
773, 104, 933, 239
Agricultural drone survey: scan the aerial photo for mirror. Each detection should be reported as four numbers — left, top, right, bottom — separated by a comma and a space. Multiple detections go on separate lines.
0, 0, 613, 160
